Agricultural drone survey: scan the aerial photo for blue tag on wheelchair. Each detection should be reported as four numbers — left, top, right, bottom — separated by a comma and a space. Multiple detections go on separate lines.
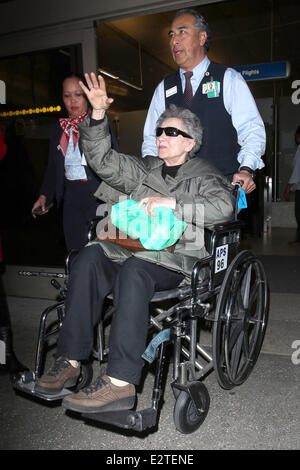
237, 188, 247, 209
142, 328, 171, 363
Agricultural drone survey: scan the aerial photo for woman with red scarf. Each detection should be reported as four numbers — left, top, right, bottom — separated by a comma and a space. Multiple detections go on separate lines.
31, 74, 118, 251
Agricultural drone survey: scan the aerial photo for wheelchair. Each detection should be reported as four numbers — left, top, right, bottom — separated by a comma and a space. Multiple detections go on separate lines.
12, 186, 269, 435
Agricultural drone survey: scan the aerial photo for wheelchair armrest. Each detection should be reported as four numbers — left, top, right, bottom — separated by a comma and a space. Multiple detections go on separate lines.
87, 216, 104, 242
212, 219, 245, 232
204, 219, 244, 256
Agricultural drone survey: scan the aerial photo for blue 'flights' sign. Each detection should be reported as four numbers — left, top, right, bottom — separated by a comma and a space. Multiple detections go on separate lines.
234, 61, 290, 81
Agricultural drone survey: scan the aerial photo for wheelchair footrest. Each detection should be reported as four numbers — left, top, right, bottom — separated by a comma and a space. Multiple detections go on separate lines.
11, 370, 73, 402
82, 407, 158, 432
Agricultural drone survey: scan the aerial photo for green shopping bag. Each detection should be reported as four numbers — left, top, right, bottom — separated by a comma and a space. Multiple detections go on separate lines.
110, 200, 187, 250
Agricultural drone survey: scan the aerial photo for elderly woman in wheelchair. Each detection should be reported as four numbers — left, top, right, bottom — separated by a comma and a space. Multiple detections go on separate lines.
13, 73, 268, 434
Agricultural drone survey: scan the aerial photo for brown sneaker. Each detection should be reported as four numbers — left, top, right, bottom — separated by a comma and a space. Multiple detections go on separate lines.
35, 357, 80, 395
62, 375, 135, 413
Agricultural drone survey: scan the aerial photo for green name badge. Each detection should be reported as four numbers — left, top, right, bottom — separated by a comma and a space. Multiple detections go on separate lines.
203, 80, 220, 98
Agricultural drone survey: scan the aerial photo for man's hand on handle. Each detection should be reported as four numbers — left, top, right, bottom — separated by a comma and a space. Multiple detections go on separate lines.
232, 168, 256, 194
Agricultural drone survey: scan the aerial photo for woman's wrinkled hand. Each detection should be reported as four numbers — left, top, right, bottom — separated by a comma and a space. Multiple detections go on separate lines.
137, 196, 176, 217
79, 72, 114, 119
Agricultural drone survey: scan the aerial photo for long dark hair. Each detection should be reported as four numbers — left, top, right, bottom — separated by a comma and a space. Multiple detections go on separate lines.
62, 72, 86, 85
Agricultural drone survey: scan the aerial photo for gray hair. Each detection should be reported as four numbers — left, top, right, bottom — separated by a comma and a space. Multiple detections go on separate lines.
173, 8, 211, 52
156, 104, 203, 158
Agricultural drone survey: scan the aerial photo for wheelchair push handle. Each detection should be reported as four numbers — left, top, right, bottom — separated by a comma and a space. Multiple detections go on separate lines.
232, 180, 244, 189
231, 181, 247, 219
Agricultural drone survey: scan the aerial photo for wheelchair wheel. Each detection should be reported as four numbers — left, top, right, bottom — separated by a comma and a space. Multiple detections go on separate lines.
73, 363, 93, 392
173, 382, 210, 434
213, 250, 268, 390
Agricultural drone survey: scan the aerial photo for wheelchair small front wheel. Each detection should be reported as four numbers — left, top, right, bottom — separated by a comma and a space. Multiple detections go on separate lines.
173, 383, 210, 434
73, 363, 93, 392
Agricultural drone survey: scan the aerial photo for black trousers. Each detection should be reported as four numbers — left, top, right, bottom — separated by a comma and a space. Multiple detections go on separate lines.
57, 244, 184, 384
63, 179, 100, 251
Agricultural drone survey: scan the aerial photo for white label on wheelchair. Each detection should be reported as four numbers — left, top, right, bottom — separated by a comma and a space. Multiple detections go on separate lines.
215, 244, 228, 273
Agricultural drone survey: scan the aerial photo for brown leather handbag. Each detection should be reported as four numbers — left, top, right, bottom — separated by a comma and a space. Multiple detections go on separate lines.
98, 222, 176, 253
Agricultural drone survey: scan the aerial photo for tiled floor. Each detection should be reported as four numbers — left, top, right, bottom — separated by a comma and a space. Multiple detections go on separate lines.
241, 227, 300, 256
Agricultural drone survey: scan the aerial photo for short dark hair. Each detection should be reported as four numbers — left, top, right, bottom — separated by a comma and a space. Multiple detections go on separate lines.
173, 8, 211, 52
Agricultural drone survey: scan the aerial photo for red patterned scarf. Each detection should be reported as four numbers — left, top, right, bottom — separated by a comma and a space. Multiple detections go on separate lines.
59, 112, 88, 156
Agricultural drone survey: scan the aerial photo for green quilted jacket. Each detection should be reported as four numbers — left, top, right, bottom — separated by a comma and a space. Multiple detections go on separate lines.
79, 117, 234, 280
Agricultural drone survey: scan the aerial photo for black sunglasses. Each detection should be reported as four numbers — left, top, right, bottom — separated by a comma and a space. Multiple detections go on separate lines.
156, 126, 193, 139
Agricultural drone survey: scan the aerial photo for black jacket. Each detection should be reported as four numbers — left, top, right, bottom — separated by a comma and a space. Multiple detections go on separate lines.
40, 120, 119, 205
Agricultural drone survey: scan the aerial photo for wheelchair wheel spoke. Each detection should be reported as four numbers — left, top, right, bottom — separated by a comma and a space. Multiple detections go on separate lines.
234, 289, 244, 320
227, 321, 244, 353
247, 313, 261, 354
241, 264, 252, 309
230, 330, 244, 379
248, 281, 259, 311
242, 330, 250, 359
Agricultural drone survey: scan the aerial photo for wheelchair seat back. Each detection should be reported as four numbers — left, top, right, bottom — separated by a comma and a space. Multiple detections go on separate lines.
207, 221, 242, 289
204, 182, 244, 290
208, 183, 245, 288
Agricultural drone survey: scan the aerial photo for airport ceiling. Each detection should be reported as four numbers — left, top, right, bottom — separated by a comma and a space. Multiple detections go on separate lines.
1, 0, 299, 114
101, 0, 300, 106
